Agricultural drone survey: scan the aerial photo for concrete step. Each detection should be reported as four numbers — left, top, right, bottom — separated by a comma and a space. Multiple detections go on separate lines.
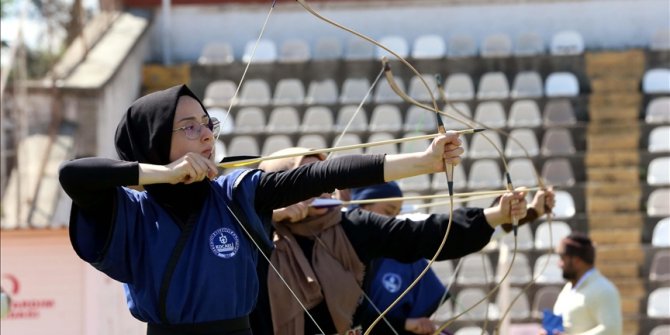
587, 132, 640, 151
585, 49, 645, 78
598, 244, 644, 263
597, 261, 640, 278
586, 183, 641, 196
590, 228, 642, 245
590, 77, 641, 93
587, 166, 640, 183
585, 150, 640, 167
612, 277, 646, 299
588, 92, 641, 110
588, 212, 643, 229
587, 194, 641, 213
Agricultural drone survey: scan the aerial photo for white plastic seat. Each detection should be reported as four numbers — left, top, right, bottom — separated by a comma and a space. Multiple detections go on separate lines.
397, 174, 431, 192
242, 39, 277, 63
649, 126, 670, 152
207, 107, 233, 136
375, 35, 409, 59
495, 287, 530, 320
412, 34, 446, 59
369, 105, 402, 132
335, 105, 368, 133
477, 72, 510, 100
444, 102, 473, 130
499, 226, 534, 253
505, 128, 539, 158
650, 28, 670, 51
447, 34, 477, 58
340, 78, 371, 104
645, 97, 670, 124
651, 325, 670, 335
469, 132, 503, 159
373, 76, 404, 103
365, 132, 397, 155
643, 68, 670, 94
553, 190, 576, 219
647, 188, 670, 216
532, 286, 562, 318
508, 100, 541, 128
534, 221, 572, 250
541, 128, 576, 156
542, 158, 576, 187
345, 38, 374, 60
408, 75, 438, 103
545, 72, 579, 97
508, 158, 539, 188
453, 288, 493, 321
511, 71, 543, 98
203, 80, 237, 108
313, 36, 343, 60
647, 287, 670, 318
399, 132, 430, 154
227, 136, 260, 156
468, 159, 502, 190
514, 32, 545, 56
445, 73, 475, 100
278, 38, 310, 63
272, 78, 305, 106
330, 134, 363, 156
234, 107, 265, 134
534, 254, 563, 284
652, 217, 670, 247
238, 79, 271, 106
305, 79, 338, 105
481, 33, 512, 58
543, 99, 576, 127
301, 106, 334, 133
405, 106, 438, 132
261, 135, 293, 156
550, 30, 584, 55
431, 260, 454, 286
455, 327, 489, 335
649, 250, 670, 282
296, 134, 327, 149
266, 107, 300, 134
647, 157, 670, 185
457, 254, 494, 285
198, 42, 234, 64
214, 140, 226, 163
474, 101, 507, 129
431, 300, 453, 323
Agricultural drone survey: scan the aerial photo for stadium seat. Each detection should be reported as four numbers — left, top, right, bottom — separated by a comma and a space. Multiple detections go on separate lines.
261, 135, 293, 156
648, 157, 670, 186
647, 287, 670, 318
203, 80, 237, 108
650, 28, 670, 51
511, 71, 543, 99
474, 101, 507, 128
514, 32, 545, 56
444, 102, 473, 129
447, 34, 477, 58
505, 128, 540, 158
645, 97, 670, 124
455, 327, 489, 335
431, 259, 454, 286
375, 35, 409, 59
457, 254, 494, 285
296, 134, 327, 149
214, 139, 226, 163
496, 240, 533, 273
550, 30, 584, 55
531, 286, 561, 318
508, 323, 543, 335
552, 190, 576, 219
534, 221, 572, 250
541, 128, 576, 156
652, 217, 670, 247
397, 174, 431, 192
412, 34, 446, 59
495, 287, 530, 320
365, 132, 397, 155
453, 288, 493, 321
345, 38, 375, 60
330, 134, 363, 156
369, 104, 402, 132
278, 38, 310, 63
543, 99, 576, 127
648, 126, 670, 152
481, 33, 513, 58
227, 136, 260, 156
477, 72, 510, 100
643, 68, 670, 94
469, 132, 503, 159
266, 107, 300, 134
242, 39, 277, 63
533, 254, 563, 284
508, 158, 539, 188
408, 74, 438, 103
234, 107, 266, 134
272, 78, 305, 105
238, 79, 271, 106
545, 72, 579, 97
305, 78, 338, 105
432, 164, 467, 191
335, 105, 368, 133
340, 78, 372, 104
649, 250, 670, 282
647, 188, 670, 217
542, 158, 576, 187
207, 107, 233, 135
313, 36, 343, 60
399, 132, 431, 154
445, 73, 475, 100
301, 106, 334, 133
651, 325, 670, 335
373, 76, 404, 103
198, 41, 234, 64
468, 159, 503, 190
508, 100, 542, 128
405, 106, 438, 132
431, 299, 453, 323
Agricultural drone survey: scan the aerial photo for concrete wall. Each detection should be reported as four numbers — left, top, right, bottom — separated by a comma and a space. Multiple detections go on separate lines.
141, 0, 669, 63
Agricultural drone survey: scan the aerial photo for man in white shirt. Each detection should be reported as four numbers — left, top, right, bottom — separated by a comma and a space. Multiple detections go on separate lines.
543, 232, 623, 335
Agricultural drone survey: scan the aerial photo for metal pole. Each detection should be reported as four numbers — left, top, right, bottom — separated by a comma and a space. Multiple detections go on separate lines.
161, 0, 172, 65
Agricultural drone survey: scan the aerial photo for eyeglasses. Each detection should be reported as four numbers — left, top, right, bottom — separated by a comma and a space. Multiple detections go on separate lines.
173, 117, 221, 140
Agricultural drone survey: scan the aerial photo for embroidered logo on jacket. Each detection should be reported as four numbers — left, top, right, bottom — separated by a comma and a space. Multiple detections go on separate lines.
381, 272, 402, 293
209, 228, 239, 258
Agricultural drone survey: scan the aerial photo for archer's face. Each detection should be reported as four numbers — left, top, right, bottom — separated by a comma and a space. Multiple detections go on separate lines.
362, 200, 403, 217
169, 96, 216, 162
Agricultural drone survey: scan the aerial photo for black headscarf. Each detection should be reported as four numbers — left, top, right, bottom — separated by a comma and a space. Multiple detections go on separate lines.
114, 84, 212, 223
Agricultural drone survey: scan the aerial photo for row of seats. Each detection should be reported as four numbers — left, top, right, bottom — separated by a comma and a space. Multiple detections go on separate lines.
203, 71, 585, 108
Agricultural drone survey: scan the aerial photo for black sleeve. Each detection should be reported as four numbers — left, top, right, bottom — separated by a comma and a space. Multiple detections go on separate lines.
342, 207, 494, 264
254, 154, 385, 213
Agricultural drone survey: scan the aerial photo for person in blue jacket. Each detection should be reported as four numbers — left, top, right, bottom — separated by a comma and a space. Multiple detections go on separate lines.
58, 84, 466, 335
